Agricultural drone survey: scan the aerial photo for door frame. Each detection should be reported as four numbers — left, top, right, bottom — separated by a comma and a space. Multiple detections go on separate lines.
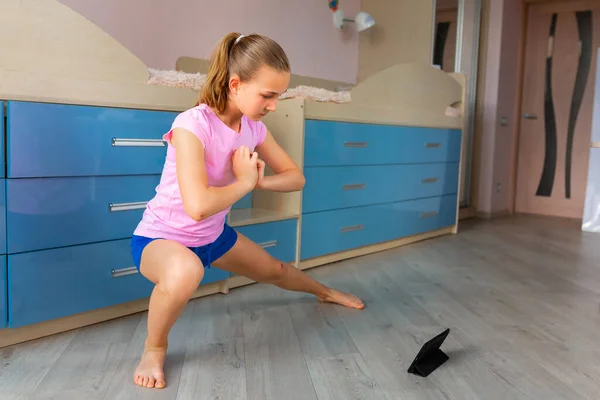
432, 0, 483, 219
509, 0, 530, 215
510, 0, 598, 216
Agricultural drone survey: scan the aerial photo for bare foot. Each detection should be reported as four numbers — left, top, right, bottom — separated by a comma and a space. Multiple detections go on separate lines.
133, 342, 167, 389
319, 288, 365, 309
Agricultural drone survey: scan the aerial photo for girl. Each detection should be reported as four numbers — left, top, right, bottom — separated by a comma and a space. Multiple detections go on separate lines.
130, 32, 364, 389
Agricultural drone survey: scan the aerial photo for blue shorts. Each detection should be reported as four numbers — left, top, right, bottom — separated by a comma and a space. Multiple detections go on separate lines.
131, 224, 238, 272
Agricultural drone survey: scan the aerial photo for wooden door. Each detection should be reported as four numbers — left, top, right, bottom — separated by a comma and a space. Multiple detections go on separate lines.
515, 1, 600, 219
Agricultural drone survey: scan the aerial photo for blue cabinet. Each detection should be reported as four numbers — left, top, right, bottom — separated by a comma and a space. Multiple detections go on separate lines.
300, 120, 461, 260
2, 101, 231, 329
0, 102, 5, 329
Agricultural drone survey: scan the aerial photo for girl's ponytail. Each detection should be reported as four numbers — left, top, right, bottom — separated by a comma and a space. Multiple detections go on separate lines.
197, 32, 240, 112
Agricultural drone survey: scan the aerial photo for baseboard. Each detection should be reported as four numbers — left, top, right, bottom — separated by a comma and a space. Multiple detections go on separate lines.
476, 209, 511, 220
513, 212, 582, 223
459, 207, 476, 220
227, 275, 257, 290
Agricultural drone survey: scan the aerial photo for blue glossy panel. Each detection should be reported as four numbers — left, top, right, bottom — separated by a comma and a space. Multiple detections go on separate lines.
235, 218, 297, 263
7, 175, 160, 253
1, 102, 4, 177
583, 148, 600, 231
8, 239, 229, 328
0, 180, 5, 255
303, 120, 462, 167
301, 195, 457, 260
0, 256, 6, 329
302, 163, 459, 213
7, 101, 177, 178
232, 192, 253, 209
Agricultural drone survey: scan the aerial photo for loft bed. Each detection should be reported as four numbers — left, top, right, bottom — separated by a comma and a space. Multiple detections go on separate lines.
0, 0, 467, 345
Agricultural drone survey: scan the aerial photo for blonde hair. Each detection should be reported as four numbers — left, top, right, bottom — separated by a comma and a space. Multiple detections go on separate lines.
198, 32, 290, 113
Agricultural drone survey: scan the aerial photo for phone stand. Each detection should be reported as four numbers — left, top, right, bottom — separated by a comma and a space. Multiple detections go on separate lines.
407, 328, 450, 377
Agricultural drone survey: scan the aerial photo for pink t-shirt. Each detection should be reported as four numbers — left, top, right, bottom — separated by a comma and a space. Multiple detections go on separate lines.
133, 103, 267, 247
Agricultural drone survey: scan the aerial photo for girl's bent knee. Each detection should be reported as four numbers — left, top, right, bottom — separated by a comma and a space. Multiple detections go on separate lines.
159, 258, 204, 301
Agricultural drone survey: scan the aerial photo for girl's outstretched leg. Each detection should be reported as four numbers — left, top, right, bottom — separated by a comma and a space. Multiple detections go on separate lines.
212, 232, 364, 309
134, 240, 205, 389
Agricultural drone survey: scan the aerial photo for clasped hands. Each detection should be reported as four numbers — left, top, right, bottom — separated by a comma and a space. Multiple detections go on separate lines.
232, 146, 265, 190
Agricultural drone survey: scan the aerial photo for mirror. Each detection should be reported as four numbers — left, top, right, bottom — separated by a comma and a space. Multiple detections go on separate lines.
433, 0, 459, 72
433, 0, 482, 208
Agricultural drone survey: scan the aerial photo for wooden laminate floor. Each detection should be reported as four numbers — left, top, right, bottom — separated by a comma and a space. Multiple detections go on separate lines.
2, 215, 600, 399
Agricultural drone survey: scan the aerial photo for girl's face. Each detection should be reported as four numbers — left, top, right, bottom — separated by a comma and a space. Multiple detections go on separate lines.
229, 65, 290, 121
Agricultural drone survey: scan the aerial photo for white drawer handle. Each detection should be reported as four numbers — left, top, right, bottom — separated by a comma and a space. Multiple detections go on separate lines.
341, 224, 364, 233
425, 142, 442, 148
343, 183, 366, 191
592, 142, 600, 148
109, 201, 148, 212
420, 211, 439, 219
344, 142, 368, 148
112, 138, 166, 147
422, 177, 439, 184
111, 267, 139, 278
259, 240, 278, 249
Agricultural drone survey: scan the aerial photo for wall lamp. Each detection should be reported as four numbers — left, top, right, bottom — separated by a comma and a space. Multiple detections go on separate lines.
329, 1, 376, 32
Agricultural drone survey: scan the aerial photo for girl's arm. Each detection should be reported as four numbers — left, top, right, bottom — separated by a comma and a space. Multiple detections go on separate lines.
255, 130, 306, 192
172, 128, 257, 221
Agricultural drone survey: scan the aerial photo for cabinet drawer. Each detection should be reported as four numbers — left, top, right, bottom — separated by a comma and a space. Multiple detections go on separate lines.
7, 175, 160, 253
0, 256, 6, 329
0, 102, 4, 177
303, 120, 461, 167
235, 219, 297, 263
7, 239, 229, 328
7, 101, 177, 178
302, 163, 459, 213
0, 180, 5, 255
301, 195, 457, 260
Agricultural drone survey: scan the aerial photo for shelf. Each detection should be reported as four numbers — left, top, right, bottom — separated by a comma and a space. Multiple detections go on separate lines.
228, 208, 299, 228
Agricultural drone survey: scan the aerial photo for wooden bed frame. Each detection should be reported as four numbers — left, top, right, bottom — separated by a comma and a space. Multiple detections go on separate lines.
0, 1, 464, 120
